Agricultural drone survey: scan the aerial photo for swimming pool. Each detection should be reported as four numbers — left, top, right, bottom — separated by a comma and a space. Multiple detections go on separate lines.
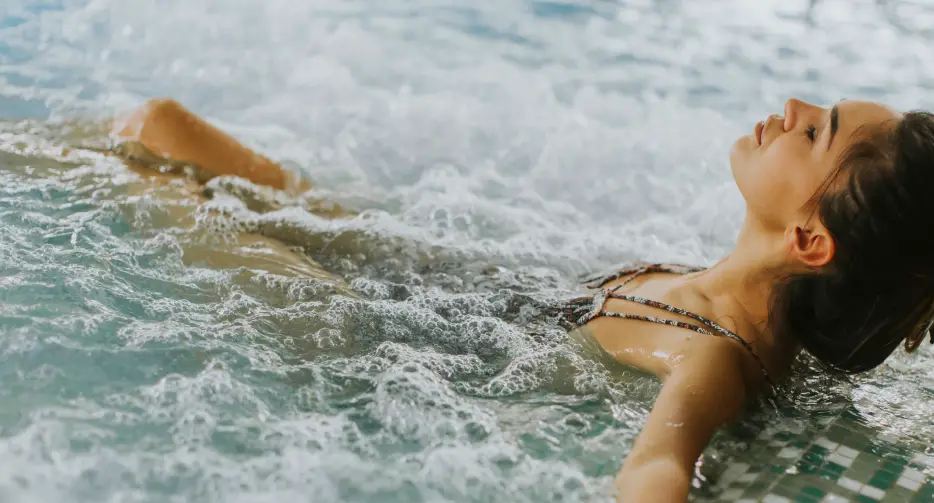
1, 0, 933, 501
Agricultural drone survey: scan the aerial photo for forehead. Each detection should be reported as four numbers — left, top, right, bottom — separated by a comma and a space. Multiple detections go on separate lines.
820, 100, 901, 194
836, 100, 902, 145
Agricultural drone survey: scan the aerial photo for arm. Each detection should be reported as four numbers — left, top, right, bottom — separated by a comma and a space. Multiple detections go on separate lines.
113, 98, 305, 192
614, 340, 750, 502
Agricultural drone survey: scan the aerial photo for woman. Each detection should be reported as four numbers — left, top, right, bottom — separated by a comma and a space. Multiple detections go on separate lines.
109, 97, 934, 502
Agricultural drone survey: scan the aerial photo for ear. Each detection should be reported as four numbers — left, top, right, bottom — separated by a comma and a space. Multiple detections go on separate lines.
785, 224, 835, 268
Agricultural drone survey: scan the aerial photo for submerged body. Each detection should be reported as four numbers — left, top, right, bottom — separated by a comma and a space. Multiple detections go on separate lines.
90, 97, 932, 502
109, 102, 354, 291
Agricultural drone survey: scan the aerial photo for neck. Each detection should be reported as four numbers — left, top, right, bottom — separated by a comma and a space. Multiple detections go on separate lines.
684, 216, 787, 331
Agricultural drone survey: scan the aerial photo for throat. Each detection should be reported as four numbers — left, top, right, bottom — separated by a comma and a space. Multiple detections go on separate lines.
676, 260, 774, 338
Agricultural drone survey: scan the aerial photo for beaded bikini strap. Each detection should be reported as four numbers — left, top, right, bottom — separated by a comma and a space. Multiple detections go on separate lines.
577, 263, 774, 387
609, 293, 772, 384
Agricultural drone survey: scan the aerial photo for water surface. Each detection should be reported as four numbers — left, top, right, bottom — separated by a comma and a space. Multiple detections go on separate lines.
1, 1, 933, 502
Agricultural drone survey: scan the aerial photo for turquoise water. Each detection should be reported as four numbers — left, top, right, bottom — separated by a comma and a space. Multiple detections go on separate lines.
2, 1, 934, 502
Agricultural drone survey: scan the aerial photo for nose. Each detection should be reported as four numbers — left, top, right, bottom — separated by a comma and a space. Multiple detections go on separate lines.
783, 98, 826, 132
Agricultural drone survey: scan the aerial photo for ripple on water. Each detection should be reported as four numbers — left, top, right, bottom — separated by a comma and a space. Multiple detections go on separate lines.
2, 1, 934, 502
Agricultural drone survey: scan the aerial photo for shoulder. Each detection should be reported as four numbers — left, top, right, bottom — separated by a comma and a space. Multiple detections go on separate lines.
675, 298, 775, 394
675, 335, 766, 398
656, 338, 751, 428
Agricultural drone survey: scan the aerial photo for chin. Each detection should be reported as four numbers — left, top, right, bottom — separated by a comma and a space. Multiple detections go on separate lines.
729, 136, 753, 180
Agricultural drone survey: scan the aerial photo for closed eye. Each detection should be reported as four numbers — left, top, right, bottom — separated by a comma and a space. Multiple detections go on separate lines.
806, 124, 817, 142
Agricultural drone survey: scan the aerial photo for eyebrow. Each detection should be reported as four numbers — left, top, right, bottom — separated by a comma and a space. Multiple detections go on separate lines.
826, 104, 840, 151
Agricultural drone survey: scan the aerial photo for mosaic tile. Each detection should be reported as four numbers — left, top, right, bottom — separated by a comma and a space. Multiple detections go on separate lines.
721, 462, 751, 485
828, 453, 855, 468
700, 404, 931, 503
773, 484, 800, 498
825, 426, 850, 443
819, 470, 844, 482
911, 483, 934, 503
799, 486, 826, 500
719, 488, 744, 500
911, 454, 934, 469
799, 463, 821, 476
836, 446, 860, 460
804, 449, 829, 465
742, 480, 772, 499
867, 470, 897, 491
739, 472, 759, 483
839, 436, 872, 453
838, 477, 862, 493
882, 486, 919, 503
772, 463, 791, 474
781, 447, 805, 459
902, 467, 926, 482
816, 437, 841, 452
821, 462, 848, 479
858, 484, 885, 500
822, 478, 854, 495
880, 460, 906, 474
849, 459, 881, 481
897, 477, 923, 492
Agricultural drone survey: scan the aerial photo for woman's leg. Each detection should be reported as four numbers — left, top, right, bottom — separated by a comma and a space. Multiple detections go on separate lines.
106, 99, 355, 292
114, 99, 307, 193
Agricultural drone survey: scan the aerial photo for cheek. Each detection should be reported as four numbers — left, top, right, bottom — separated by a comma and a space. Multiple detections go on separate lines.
730, 138, 781, 195
730, 140, 797, 220
729, 136, 757, 189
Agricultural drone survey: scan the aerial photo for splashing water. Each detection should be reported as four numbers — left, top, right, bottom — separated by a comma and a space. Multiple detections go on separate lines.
1, 1, 933, 502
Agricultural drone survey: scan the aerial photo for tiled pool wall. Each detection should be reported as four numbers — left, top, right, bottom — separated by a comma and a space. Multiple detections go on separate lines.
700, 405, 934, 502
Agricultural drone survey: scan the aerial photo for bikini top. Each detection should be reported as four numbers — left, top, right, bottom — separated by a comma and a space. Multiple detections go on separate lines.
557, 262, 774, 387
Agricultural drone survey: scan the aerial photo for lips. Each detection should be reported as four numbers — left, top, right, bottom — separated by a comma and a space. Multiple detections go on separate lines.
755, 120, 764, 146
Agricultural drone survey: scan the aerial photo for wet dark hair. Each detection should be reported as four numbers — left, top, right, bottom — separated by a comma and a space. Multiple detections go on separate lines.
769, 111, 934, 373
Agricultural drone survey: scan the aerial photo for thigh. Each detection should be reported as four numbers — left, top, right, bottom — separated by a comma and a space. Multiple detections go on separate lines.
122, 164, 353, 293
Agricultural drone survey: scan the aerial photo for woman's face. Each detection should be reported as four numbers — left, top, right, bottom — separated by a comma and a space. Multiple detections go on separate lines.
730, 98, 900, 231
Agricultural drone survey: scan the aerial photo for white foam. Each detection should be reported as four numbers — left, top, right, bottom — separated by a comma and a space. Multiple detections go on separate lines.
3, 2, 934, 502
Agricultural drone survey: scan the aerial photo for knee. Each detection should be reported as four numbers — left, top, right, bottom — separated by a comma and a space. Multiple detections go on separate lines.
126, 98, 194, 139
115, 98, 188, 140
141, 98, 188, 122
